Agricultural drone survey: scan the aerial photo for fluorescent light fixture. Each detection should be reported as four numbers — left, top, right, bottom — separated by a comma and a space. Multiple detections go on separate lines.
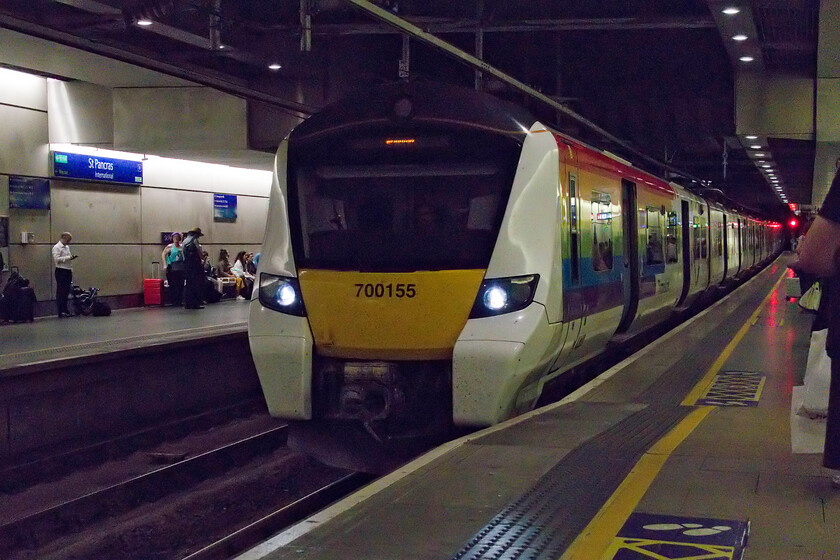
268, 63, 282, 70
733, 34, 748, 41
136, 19, 153, 26
753, 153, 765, 157
750, 145, 762, 149
740, 56, 754, 62
722, 7, 741, 15
745, 135, 758, 140
762, 164, 771, 168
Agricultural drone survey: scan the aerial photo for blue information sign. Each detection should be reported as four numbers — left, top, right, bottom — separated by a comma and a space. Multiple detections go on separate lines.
9, 176, 51, 209
52, 151, 143, 185
214, 194, 237, 222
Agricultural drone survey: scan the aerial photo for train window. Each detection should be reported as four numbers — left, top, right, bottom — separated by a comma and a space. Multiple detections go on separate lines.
692, 216, 708, 260
645, 206, 664, 265
665, 211, 679, 263
591, 191, 613, 272
713, 220, 723, 256
569, 173, 580, 283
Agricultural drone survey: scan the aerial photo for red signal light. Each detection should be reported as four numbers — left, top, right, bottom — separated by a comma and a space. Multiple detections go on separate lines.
789, 219, 798, 228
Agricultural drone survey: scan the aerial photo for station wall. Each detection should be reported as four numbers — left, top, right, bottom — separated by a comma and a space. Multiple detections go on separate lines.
0, 68, 273, 313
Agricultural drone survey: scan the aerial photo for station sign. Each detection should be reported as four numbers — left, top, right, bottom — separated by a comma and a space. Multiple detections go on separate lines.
51, 151, 143, 185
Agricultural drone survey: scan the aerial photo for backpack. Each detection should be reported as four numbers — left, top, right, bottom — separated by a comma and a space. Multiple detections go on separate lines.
92, 300, 111, 316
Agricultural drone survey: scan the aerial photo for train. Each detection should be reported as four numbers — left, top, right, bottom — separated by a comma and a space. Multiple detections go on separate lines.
247, 82, 783, 454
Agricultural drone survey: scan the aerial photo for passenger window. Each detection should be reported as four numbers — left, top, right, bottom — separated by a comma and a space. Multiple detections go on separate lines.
645, 206, 664, 265
712, 219, 723, 257
693, 216, 708, 260
665, 211, 679, 263
591, 191, 613, 272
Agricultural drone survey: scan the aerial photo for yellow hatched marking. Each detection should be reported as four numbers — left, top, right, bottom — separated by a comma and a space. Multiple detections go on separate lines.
698, 373, 766, 405
603, 537, 735, 559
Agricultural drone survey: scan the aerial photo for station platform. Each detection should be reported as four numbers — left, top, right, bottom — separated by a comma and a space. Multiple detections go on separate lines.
0, 300, 250, 374
237, 255, 838, 560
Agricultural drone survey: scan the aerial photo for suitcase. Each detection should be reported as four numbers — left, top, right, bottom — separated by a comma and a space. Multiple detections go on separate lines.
144, 262, 164, 306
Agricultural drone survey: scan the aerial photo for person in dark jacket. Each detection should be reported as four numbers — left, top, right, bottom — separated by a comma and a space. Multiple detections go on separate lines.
794, 166, 840, 488
182, 227, 205, 309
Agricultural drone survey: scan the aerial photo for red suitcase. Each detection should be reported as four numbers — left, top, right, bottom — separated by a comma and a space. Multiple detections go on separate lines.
144, 262, 164, 306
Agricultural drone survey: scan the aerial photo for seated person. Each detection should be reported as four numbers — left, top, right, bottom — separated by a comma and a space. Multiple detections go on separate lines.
217, 249, 245, 299
232, 250, 255, 299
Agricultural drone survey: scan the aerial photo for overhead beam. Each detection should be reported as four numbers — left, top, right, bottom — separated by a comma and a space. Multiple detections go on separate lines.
270, 16, 716, 36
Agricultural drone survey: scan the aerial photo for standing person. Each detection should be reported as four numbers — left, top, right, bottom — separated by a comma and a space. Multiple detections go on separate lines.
162, 233, 185, 306
51, 232, 77, 317
794, 166, 840, 487
182, 227, 205, 309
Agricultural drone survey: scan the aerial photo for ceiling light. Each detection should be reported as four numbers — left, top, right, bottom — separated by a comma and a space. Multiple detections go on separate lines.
762, 164, 771, 168
136, 19, 153, 26
732, 34, 748, 41
268, 63, 282, 70
750, 145, 762, 149
740, 56, 754, 62
745, 135, 758, 140
753, 152, 765, 157
722, 7, 741, 15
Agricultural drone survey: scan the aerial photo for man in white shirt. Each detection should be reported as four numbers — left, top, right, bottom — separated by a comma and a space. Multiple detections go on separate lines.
51, 232, 76, 317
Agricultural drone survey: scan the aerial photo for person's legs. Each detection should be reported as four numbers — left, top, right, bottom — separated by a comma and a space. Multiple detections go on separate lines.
824, 358, 840, 485
184, 268, 204, 308
55, 268, 71, 315
172, 270, 184, 305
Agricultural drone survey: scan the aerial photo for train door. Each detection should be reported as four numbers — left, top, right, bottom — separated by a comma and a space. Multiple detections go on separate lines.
559, 147, 583, 349
722, 215, 729, 278
690, 203, 707, 289
678, 199, 692, 305
616, 179, 639, 333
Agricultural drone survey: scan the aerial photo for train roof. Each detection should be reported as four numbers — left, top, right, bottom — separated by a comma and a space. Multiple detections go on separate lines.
289, 81, 536, 145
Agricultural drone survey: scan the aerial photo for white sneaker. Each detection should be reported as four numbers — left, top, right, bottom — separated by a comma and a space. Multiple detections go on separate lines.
236, 296, 246, 301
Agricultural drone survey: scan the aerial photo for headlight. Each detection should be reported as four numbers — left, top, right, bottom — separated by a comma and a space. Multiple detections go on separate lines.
469, 274, 539, 318
258, 273, 306, 316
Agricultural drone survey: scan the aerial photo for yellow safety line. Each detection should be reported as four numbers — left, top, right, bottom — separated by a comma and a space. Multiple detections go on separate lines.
560, 406, 713, 560
560, 272, 785, 560
682, 273, 784, 406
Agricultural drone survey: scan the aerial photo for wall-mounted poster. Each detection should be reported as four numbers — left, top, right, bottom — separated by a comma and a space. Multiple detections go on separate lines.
161, 231, 184, 245
0, 217, 8, 247
0, 217, 8, 272
214, 193, 237, 223
9, 176, 50, 209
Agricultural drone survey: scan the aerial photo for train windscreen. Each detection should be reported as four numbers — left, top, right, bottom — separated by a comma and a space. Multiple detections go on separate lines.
289, 130, 520, 272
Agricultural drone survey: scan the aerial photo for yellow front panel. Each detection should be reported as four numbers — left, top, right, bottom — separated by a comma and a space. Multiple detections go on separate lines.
299, 269, 486, 360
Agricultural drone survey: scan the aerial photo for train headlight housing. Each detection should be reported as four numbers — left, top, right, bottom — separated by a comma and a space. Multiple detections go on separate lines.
258, 273, 306, 316
470, 274, 539, 318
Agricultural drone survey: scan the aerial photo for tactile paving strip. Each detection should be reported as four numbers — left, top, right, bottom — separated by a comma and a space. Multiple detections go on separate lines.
450, 404, 692, 560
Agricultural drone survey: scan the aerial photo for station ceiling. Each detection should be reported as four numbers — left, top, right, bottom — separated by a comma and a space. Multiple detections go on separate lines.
0, 0, 821, 220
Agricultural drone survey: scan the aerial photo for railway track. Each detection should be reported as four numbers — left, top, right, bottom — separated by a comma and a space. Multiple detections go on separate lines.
0, 402, 371, 559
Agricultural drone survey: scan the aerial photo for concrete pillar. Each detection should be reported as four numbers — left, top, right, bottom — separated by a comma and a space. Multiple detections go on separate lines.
814, 0, 840, 206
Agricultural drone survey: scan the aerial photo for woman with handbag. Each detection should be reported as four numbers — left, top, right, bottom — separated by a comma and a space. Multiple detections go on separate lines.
162, 233, 186, 306
794, 166, 840, 487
